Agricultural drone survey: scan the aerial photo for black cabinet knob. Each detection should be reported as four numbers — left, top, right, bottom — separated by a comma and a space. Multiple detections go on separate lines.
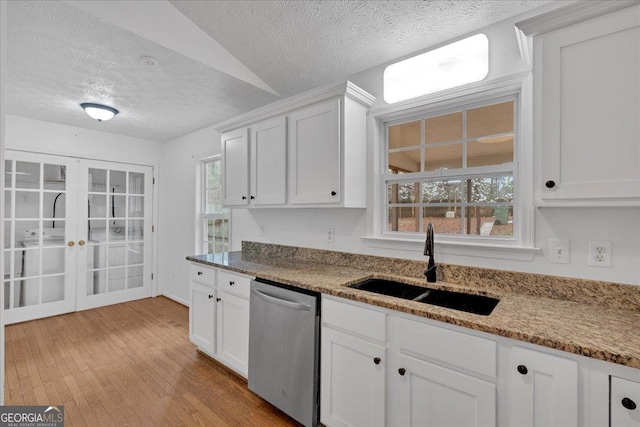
517, 365, 528, 375
242, 196, 247, 200
216, 297, 221, 302
545, 180, 556, 189
331, 191, 337, 196
197, 271, 203, 276
398, 368, 406, 376
208, 294, 213, 299
622, 397, 637, 410
250, 196, 255, 199
229, 281, 235, 286
373, 357, 381, 365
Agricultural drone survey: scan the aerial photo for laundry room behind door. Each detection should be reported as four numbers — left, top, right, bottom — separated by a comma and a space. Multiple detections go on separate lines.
3, 150, 154, 324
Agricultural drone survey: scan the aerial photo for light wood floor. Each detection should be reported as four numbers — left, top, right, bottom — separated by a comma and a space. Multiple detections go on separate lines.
5, 296, 300, 426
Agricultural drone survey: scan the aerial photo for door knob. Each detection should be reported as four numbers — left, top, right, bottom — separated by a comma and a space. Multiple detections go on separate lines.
373, 357, 381, 365
229, 281, 235, 286
545, 180, 556, 189
68, 241, 75, 247
331, 191, 337, 196
208, 295, 213, 299
398, 368, 406, 376
78, 240, 85, 246
517, 365, 528, 375
216, 297, 221, 302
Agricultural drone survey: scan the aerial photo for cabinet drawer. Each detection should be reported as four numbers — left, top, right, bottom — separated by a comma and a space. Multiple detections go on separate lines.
217, 269, 251, 299
190, 263, 216, 286
611, 376, 640, 427
396, 317, 496, 378
322, 296, 386, 343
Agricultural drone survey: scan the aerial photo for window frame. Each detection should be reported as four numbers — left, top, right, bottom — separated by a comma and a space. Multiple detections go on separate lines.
383, 95, 518, 241
200, 155, 229, 254
366, 73, 536, 260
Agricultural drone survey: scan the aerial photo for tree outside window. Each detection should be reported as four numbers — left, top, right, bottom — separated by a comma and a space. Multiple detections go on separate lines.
202, 158, 229, 254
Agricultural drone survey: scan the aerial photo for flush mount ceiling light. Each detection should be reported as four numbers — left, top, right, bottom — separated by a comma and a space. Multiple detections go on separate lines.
80, 103, 119, 122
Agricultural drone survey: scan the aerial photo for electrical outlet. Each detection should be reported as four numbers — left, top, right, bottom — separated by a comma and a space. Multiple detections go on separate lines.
259, 224, 265, 237
588, 241, 612, 267
549, 239, 570, 264
327, 227, 334, 243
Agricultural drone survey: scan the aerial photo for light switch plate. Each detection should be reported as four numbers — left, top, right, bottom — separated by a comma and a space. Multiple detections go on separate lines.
549, 239, 570, 264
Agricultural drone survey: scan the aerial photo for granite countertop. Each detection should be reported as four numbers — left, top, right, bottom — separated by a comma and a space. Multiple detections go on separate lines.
187, 250, 640, 369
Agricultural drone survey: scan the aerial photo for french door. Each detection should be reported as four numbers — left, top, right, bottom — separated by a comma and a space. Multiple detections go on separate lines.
76, 159, 153, 311
3, 151, 154, 324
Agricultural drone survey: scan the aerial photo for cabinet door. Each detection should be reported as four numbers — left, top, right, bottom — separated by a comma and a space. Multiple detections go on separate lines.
250, 116, 287, 205
321, 327, 385, 427
394, 354, 495, 427
189, 282, 215, 355
538, 8, 640, 202
215, 290, 249, 377
508, 346, 578, 427
289, 99, 341, 204
222, 127, 249, 206
611, 377, 640, 427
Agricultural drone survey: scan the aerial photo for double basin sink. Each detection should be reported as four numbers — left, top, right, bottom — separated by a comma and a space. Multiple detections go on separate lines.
348, 279, 499, 316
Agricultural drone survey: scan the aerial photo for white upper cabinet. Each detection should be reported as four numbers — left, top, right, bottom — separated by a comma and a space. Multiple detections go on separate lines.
250, 116, 287, 205
522, 4, 640, 205
222, 117, 286, 207
217, 81, 375, 208
222, 127, 250, 206
289, 99, 341, 204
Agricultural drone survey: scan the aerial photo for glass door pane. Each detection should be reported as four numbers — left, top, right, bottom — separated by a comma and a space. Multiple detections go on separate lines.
3, 152, 77, 324
77, 161, 153, 310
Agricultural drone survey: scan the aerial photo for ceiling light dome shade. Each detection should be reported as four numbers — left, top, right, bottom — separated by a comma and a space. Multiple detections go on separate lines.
80, 103, 119, 122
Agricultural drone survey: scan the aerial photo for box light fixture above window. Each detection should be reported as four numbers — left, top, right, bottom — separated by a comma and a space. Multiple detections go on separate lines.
383, 34, 489, 104
80, 103, 119, 122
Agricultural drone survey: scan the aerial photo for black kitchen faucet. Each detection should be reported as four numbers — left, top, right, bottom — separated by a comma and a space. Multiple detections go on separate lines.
424, 223, 437, 282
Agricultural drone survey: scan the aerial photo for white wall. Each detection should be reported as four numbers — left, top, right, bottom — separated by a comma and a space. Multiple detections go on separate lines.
1, 0, 8, 404
156, 125, 219, 304
5, 115, 162, 165
228, 11, 640, 286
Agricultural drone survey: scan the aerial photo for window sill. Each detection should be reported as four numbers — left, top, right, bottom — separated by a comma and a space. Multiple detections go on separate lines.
361, 235, 540, 262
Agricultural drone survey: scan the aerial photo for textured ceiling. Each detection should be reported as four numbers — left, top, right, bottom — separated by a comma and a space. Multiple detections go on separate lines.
5, 1, 279, 142
170, 0, 552, 98
6, 0, 552, 143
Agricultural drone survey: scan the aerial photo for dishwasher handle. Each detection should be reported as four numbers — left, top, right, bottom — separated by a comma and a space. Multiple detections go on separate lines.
252, 288, 312, 311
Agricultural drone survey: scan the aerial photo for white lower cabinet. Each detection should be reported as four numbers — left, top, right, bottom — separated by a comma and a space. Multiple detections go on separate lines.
611, 377, 640, 427
508, 346, 578, 427
188, 263, 252, 378
215, 290, 250, 376
321, 327, 386, 427
321, 296, 497, 427
394, 354, 496, 427
189, 282, 216, 354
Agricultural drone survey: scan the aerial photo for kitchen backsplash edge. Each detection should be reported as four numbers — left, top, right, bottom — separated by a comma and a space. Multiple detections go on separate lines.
241, 241, 640, 311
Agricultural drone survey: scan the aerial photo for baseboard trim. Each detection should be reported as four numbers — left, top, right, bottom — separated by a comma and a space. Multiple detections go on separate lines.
159, 292, 189, 307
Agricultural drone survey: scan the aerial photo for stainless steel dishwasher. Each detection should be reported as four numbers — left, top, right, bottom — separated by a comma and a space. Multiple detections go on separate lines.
249, 279, 320, 427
